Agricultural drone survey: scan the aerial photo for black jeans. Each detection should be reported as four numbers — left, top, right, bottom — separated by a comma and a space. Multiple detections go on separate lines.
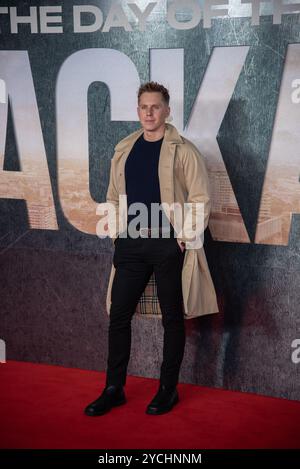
106, 233, 186, 388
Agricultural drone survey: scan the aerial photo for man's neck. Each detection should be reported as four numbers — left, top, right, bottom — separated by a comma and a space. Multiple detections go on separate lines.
143, 124, 166, 142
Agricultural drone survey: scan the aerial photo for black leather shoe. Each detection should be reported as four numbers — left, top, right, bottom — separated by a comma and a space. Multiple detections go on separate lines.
146, 384, 179, 415
84, 384, 126, 416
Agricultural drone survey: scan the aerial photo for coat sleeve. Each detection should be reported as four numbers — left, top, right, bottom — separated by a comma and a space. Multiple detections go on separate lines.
177, 143, 212, 248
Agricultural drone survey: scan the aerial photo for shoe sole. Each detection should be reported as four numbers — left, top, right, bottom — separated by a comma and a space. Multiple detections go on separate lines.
84, 397, 127, 417
145, 394, 179, 415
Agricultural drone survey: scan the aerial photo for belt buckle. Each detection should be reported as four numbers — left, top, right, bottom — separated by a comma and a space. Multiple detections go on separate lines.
139, 227, 150, 238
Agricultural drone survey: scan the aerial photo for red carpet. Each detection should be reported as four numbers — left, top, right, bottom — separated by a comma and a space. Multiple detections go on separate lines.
0, 360, 299, 449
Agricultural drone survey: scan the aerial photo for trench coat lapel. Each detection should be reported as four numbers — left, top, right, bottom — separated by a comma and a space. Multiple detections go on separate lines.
158, 140, 175, 224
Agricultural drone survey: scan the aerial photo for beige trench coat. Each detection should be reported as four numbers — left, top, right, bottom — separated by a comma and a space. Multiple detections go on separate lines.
105, 123, 219, 319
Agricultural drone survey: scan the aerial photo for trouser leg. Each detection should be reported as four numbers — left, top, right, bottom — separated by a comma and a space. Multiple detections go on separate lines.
106, 238, 152, 387
152, 237, 186, 388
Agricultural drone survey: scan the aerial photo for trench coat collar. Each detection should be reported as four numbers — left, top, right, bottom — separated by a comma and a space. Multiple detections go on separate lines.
114, 123, 184, 151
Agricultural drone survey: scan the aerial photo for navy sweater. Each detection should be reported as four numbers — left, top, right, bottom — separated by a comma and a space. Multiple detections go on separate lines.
125, 133, 165, 229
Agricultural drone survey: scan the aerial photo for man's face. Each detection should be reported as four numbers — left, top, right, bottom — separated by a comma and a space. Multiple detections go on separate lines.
137, 92, 170, 133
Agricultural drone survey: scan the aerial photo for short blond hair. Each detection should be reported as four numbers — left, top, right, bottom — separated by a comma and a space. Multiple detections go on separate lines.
138, 81, 170, 105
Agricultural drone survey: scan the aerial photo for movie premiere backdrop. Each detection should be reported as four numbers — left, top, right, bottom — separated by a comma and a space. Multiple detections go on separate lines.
0, 0, 299, 399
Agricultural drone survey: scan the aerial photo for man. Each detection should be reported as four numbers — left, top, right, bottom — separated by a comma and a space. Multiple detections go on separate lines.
84, 81, 218, 417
